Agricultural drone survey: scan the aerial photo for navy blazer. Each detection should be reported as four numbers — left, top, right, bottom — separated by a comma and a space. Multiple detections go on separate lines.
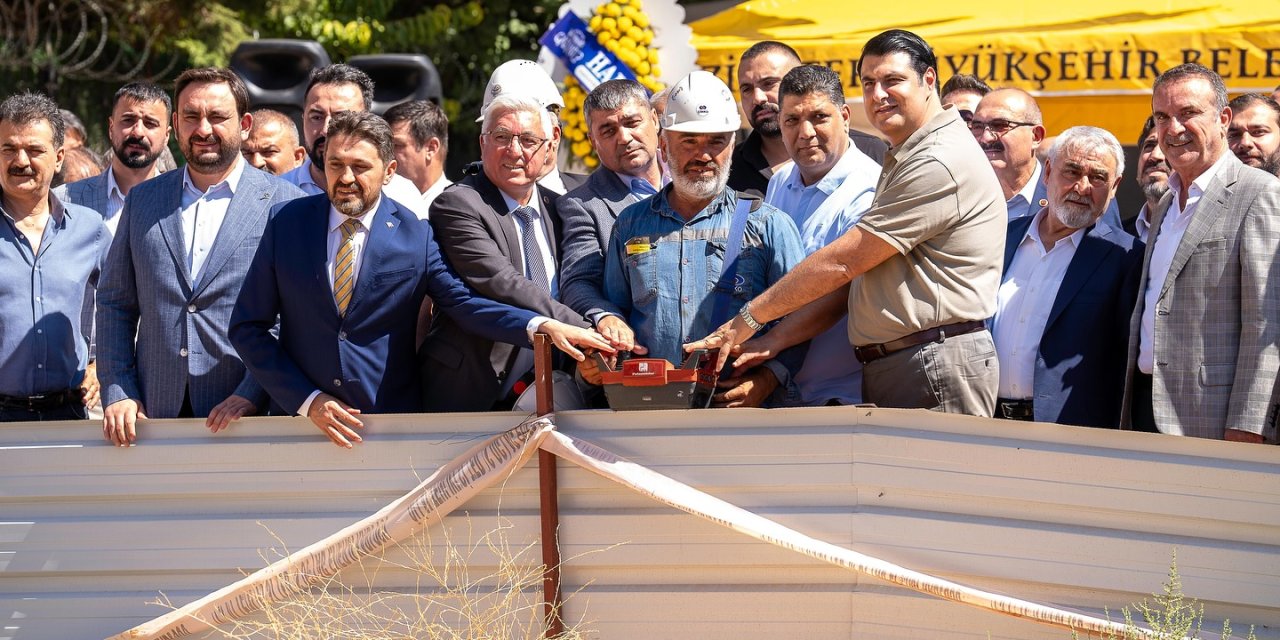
230, 194, 537, 414
1000, 215, 1144, 427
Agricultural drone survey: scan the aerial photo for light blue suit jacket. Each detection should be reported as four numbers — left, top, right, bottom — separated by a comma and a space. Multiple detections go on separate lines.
54, 172, 112, 218
96, 164, 304, 417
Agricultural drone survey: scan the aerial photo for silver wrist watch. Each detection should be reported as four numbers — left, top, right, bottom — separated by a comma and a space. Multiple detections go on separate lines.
738, 303, 763, 331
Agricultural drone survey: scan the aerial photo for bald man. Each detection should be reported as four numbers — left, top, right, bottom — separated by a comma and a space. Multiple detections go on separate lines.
242, 109, 306, 176
971, 88, 1124, 230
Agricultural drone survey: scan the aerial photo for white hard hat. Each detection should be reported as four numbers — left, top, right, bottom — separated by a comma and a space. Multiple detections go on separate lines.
661, 70, 742, 134
477, 59, 565, 122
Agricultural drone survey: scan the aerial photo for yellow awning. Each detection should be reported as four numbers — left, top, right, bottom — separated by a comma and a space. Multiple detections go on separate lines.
691, 0, 1280, 142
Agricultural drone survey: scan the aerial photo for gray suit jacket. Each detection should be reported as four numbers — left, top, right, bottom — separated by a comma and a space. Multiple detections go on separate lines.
1121, 156, 1280, 441
97, 164, 304, 418
54, 172, 111, 218
557, 168, 646, 321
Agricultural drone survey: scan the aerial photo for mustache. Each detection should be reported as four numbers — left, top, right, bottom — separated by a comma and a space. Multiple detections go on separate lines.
1142, 158, 1169, 172
7, 166, 34, 176
682, 159, 720, 173
752, 103, 779, 118
980, 141, 1004, 153
121, 136, 151, 151
188, 133, 220, 146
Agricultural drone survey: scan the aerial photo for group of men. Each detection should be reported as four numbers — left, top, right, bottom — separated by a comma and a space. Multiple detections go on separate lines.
2, 27, 1276, 448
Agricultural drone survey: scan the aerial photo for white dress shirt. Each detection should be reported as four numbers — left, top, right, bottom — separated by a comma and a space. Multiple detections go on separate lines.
421, 175, 453, 211
993, 209, 1085, 399
1133, 202, 1153, 243
1006, 161, 1044, 221
537, 167, 569, 195
180, 157, 245, 281
297, 199, 382, 416
1138, 153, 1231, 374
103, 167, 127, 236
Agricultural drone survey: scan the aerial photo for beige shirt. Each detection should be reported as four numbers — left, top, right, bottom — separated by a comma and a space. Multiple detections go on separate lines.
849, 107, 1007, 346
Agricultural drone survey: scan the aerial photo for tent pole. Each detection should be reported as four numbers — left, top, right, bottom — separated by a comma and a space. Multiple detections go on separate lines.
533, 334, 565, 637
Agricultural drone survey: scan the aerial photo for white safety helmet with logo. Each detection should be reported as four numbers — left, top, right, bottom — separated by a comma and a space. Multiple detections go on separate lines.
662, 70, 742, 134
477, 59, 566, 122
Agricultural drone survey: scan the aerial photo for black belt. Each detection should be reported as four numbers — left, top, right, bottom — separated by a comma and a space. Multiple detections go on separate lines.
854, 320, 986, 365
0, 388, 84, 411
996, 398, 1035, 421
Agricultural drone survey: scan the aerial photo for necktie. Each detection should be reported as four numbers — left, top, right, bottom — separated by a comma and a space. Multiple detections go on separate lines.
631, 178, 658, 197
512, 206, 551, 293
333, 218, 361, 316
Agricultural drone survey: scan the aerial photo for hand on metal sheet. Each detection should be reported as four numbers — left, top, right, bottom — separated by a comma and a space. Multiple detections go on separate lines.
103, 399, 147, 446
307, 393, 364, 449
712, 367, 779, 408
537, 320, 616, 362
1225, 428, 1265, 444
80, 361, 100, 408
206, 394, 257, 433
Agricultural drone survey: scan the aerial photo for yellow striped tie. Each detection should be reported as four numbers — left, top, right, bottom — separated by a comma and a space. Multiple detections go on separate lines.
333, 218, 360, 316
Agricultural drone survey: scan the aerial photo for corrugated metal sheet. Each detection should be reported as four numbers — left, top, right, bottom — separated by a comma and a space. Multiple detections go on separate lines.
2, 407, 1277, 639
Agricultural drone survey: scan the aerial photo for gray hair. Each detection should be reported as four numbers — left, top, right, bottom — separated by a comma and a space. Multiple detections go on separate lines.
583, 79, 651, 126
1047, 126, 1125, 178
483, 94, 553, 139
1153, 64, 1228, 112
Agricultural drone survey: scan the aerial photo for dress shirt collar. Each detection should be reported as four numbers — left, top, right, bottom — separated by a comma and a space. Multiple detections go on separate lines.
328, 197, 382, 234
1135, 202, 1153, 240
614, 170, 660, 193
105, 166, 125, 203
1166, 151, 1232, 217
0, 189, 68, 227
181, 156, 245, 198
500, 187, 542, 216
782, 145, 866, 195
1010, 161, 1043, 209
1021, 206, 1086, 254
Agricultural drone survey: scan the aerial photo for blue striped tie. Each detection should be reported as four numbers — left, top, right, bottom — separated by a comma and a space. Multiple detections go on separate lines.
512, 206, 551, 293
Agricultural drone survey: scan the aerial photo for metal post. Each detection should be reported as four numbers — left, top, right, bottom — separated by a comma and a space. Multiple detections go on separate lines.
533, 334, 565, 637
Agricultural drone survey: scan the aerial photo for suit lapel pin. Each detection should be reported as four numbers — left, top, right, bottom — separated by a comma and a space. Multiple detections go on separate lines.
386, 221, 394, 228
1038, 198, 1048, 207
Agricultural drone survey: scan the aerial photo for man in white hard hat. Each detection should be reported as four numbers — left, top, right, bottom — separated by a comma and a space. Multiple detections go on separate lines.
472, 59, 587, 195
585, 70, 808, 407
688, 29, 1007, 417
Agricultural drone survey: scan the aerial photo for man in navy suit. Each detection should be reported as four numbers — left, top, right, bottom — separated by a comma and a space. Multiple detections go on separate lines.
97, 68, 305, 446
991, 126, 1144, 427
230, 112, 611, 448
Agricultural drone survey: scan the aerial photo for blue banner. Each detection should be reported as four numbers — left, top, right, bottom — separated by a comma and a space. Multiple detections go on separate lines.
540, 12, 637, 92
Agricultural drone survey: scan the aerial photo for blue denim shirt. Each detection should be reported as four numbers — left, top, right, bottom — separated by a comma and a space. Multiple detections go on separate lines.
604, 187, 807, 391
0, 194, 110, 396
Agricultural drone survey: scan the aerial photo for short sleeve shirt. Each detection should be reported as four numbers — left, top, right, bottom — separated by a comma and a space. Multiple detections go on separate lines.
849, 107, 1007, 346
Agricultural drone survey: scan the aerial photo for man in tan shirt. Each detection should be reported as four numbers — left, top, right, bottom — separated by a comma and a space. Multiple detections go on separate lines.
688, 28, 1006, 416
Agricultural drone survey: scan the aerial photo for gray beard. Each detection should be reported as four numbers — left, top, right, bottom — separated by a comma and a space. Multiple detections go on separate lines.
1141, 180, 1170, 202
672, 166, 730, 201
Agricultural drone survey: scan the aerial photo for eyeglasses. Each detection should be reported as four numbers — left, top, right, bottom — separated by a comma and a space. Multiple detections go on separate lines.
967, 118, 1037, 138
484, 130, 547, 152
